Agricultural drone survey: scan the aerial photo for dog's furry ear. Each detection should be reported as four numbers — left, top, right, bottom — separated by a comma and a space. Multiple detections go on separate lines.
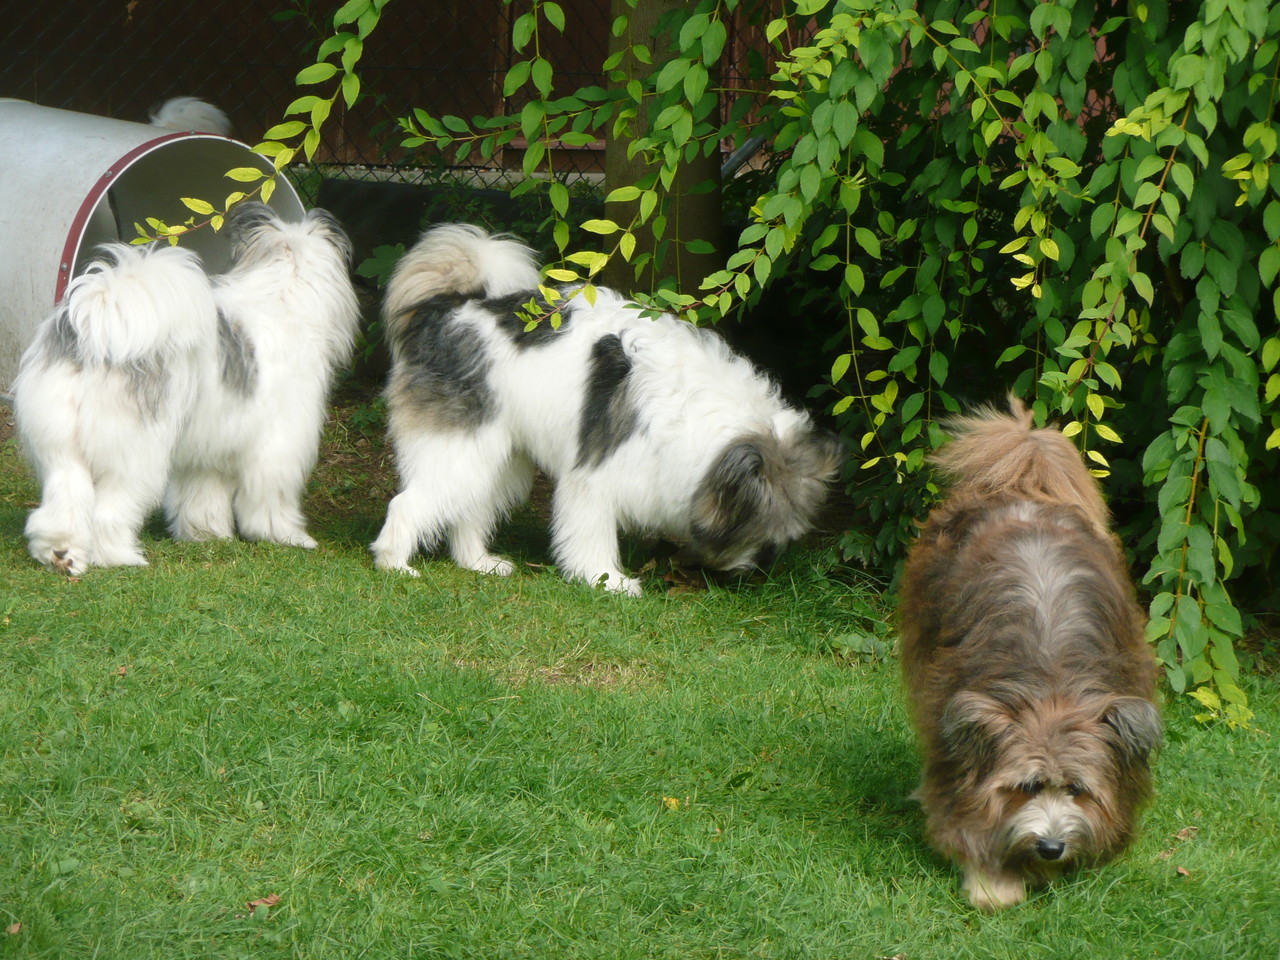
1101, 696, 1162, 764
693, 439, 770, 548
940, 691, 1012, 760
792, 427, 846, 481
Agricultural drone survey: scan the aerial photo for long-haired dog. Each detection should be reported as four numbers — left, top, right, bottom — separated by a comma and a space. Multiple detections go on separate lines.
371, 224, 845, 594
898, 398, 1161, 911
148, 96, 233, 137
12, 243, 217, 573
164, 202, 359, 548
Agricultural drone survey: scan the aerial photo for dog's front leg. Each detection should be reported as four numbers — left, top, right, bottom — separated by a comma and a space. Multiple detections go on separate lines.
962, 864, 1027, 911
550, 479, 641, 596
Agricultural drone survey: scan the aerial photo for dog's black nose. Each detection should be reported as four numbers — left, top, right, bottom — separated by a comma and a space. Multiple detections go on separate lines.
1036, 838, 1066, 860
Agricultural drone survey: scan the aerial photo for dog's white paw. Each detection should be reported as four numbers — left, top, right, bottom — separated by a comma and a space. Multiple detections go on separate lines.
92, 543, 148, 568
374, 556, 421, 577
598, 573, 643, 597
459, 554, 514, 577
45, 547, 88, 577
963, 867, 1026, 912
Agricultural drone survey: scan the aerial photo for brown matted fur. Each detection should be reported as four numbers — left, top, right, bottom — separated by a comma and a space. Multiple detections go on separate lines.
898, 396, 1161, 911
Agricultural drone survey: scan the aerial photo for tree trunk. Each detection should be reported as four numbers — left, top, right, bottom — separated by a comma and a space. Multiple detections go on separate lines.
603, 0, 723, 294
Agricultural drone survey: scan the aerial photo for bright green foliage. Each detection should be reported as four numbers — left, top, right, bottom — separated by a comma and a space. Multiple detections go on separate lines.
313, 1, 1280, 719
131, 0, 385, 244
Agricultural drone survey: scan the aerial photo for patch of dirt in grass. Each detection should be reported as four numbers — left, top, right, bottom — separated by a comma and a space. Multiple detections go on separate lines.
0, 404, 36, 507
522, 659, 656, 689
307, 399, 400, 532
457, 657, 661, 691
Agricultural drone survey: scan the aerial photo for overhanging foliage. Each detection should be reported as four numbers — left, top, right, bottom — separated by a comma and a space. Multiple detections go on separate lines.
263, 0, 1278, 723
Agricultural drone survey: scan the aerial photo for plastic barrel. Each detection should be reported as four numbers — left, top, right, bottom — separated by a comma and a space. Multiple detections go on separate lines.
0, 99, 305, 389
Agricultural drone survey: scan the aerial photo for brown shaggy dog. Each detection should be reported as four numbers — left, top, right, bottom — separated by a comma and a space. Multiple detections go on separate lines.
898, 397, 1161, 911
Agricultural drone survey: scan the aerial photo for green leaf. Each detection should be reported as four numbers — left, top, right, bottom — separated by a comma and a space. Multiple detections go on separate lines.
512, 12, 535, 51
831, 353, 851, 384
341, 71, 361, 108
854, 227, 881, 258
531, 57, 553, 97
542, 1, 565, 33
1259, 246, 1280, 288
1131, 271, 1154, 305
928, 351, 949, 386
701, 18, 727, 65
296, 62, 338, 85
332, 0, 369, 27
655, 57, 690, 94
996, 345, 1027, 366
503, 60, 531, 97
548, 181, 569, 217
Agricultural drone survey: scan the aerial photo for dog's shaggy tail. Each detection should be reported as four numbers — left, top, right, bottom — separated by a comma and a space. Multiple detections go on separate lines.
383, 223, 541, 343
53, 243, 214, 366
932, 395, 1111, 535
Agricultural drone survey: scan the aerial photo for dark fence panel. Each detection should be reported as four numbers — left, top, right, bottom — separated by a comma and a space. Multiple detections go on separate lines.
3, 1, 614, 189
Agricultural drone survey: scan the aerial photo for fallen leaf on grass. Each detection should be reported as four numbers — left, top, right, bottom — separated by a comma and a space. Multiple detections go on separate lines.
115, 665, 129, 677
244, 893, 280, 918
1176, 866, 1191, 878
1157, 824, 1201, 859
661, 563, 712, 595
5, 923, 20, 935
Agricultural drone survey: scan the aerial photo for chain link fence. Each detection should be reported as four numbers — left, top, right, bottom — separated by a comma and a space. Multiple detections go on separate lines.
4, 0, 780, 273
3, 1, 635, 198
5, 1, 777, 190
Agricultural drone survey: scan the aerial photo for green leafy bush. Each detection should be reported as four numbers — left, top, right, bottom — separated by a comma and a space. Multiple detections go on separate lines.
280, 0, 1278, 722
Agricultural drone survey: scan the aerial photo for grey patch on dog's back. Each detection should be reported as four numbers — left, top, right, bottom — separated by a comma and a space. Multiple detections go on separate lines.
222, 201, 279, 253
576, 334, 636, 468
484, 289, 570, 349
122, 356, 169, 418
217, 309, 258, 397
44, 308, 81, 363
388, 294, 495, 430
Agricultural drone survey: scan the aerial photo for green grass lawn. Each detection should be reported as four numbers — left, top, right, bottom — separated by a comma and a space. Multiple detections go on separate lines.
1, 406, 1277, 959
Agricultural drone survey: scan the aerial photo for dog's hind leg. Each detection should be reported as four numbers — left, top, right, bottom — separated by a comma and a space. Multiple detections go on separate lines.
549, 475, 640, 596
232, 460, 317, 549
372, 428, 525, 577
89, 466, 161, 568
25, 460, 96, 575
447, 452, 535, 576
166, 469, 237, 541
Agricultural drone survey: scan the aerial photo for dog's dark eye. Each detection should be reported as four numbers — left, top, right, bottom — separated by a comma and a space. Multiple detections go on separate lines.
1067, 782, 1085, 797
1020, 779, 1046, 796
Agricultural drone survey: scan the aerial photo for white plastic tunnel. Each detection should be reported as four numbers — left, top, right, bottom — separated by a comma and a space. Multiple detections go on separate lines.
0, 99, 305, 390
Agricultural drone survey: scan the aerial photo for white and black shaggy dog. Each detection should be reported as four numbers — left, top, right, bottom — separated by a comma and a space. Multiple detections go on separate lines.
13, 243, 217, 574
371, 224, 845, 594
164, 202, 359, 548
